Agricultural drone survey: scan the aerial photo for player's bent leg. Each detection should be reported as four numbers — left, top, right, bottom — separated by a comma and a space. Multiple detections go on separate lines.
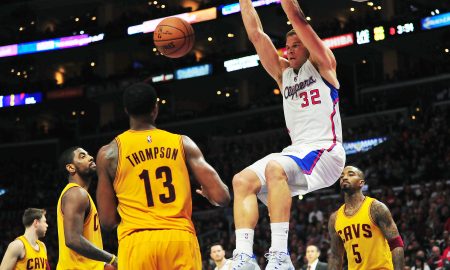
265, 160, 291, 223
264, 160, 295, 270
232, 169, 261, 270
232, 169, 261, 229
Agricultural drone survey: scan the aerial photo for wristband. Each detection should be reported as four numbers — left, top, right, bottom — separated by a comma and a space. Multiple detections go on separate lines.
388, 236, 404, 251
108, 255, 117, 265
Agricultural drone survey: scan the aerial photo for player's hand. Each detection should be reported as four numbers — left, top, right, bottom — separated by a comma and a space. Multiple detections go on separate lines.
196, 186, 219, 206
104, 263, 116, 270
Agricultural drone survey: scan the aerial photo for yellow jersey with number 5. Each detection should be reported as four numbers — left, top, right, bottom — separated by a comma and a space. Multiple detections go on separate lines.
114, 129, 194, 241
335, 196, 393, 270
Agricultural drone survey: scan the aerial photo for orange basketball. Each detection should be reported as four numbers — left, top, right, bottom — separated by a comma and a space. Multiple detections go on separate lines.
153, 17, 195, 58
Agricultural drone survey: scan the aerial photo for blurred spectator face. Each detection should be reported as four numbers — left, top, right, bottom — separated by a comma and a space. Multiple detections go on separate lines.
415, 250, 426, 266
210, 244, 225, 262
431, 246, 440, 257
305, 245, 320, 264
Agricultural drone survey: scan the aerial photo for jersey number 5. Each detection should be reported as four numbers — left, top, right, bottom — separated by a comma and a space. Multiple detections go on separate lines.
352, 244, 362, 264
139, 166, 176, 207
299, 89, 321, 108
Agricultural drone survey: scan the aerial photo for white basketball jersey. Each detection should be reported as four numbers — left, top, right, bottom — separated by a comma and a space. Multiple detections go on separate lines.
282, 60, 342, 149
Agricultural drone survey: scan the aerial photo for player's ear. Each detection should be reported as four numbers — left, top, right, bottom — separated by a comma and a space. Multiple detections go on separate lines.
66, 164, 76, 174
360, 179, 365, 187
152, 102, 159, 119
124, 107, 129, 115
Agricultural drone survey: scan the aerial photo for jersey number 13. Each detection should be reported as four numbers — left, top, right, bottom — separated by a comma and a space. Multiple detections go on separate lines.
139, 166, 176, 207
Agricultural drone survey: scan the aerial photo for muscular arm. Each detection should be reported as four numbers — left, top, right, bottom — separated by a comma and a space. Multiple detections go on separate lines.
182, 135, 230, 207
240, 0, 289, 87
327, 212, 344, 270
280, 0, 339, 88
371, 200, 405, 270
62, 187, 115, 264
0, 240, 24, 270
96, 141, 120, 230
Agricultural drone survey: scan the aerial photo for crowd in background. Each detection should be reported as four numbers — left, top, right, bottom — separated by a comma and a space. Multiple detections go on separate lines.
0, 100, 448, 269
0, 3, 449, 269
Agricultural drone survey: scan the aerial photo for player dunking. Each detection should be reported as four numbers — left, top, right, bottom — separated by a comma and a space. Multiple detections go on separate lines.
95, 83, 230, 270
233, 0, 345, 269
328, 166, 405, 270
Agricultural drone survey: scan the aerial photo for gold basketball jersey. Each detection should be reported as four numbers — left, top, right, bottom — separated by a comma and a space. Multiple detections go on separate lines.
335, 196, 393, 270
56, 183, 104, 270
114, 129, 195, 240
14, 236, 48, 270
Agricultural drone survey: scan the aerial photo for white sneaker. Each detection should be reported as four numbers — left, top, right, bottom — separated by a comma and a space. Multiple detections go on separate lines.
264, 249, 295, 270
231, 250, 260, 270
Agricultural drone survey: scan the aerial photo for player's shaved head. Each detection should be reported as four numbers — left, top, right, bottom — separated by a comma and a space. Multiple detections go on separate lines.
344, 166, 365, 180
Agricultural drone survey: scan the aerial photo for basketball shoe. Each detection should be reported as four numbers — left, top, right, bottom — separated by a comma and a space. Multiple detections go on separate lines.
231, 250, 260, 270
264, 249, 295, 270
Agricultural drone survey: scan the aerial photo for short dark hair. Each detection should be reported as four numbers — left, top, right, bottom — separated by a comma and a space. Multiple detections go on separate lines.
123, 83, 157, 116
23, 208, 46, 227
286, 29, 297, 39
209, 243, 224, 252
353, 166, 365, 180
58, 146, 80, 177
307, 244, 320, 253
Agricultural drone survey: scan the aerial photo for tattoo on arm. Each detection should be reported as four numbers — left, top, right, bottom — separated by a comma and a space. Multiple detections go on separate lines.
391, 248, 404, 270
327, 212, 344, 270
371, 201, 405, 270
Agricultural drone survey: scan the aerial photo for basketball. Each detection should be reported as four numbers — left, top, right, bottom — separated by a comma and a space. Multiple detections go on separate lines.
153, 17, 195, 58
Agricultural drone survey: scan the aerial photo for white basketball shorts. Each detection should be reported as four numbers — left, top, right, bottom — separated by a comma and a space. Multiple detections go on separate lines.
248, 143, 346, 205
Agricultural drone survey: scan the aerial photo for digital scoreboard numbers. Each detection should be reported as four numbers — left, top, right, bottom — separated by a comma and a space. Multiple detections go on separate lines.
356, 22, 416, 45
389, 23, 415, 36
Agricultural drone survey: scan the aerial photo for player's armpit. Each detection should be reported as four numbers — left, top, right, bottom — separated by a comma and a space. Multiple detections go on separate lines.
327, 212, 344, 270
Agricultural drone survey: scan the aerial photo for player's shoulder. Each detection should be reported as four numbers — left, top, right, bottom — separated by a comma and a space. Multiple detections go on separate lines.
8, 238, 25, 254
62, 185, 89, 203
369, 198, 388, 211
369, 198, 391, 220
97, 139, 118, 159
328, 210, 339, 226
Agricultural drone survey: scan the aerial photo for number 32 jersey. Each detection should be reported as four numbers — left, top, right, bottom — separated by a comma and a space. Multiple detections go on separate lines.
282, 60, 342, 149
114, 129, 195, 241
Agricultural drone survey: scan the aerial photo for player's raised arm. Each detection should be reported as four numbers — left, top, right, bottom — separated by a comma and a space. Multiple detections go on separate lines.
240, 0, 289, 87
96, 141, 121, 230
371, 201, 405, 270
182, 135, 230, 207
280, 0, 338, 87
327, 212, 344, 270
